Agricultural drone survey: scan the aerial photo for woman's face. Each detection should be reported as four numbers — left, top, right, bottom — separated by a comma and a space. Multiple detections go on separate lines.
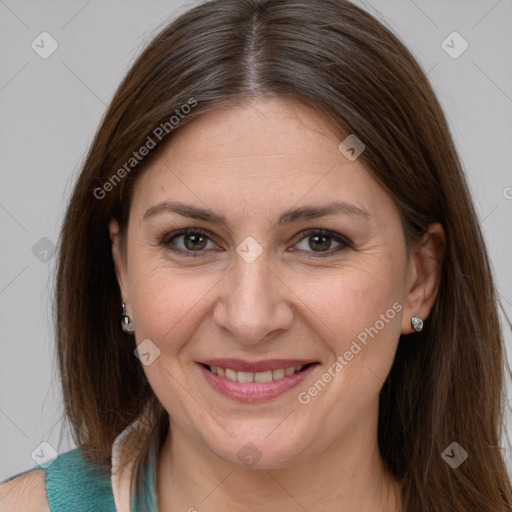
110, 98, 423, 469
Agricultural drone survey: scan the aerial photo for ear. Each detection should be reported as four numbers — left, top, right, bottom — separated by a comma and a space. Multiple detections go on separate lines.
109, 218, 129, 302
401, 222, 445, 334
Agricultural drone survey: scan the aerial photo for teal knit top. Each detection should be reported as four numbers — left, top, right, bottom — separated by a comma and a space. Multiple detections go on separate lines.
1, 440, 158, 511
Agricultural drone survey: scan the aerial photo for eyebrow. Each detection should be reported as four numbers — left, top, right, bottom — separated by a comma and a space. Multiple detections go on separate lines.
143, 200, 370, 225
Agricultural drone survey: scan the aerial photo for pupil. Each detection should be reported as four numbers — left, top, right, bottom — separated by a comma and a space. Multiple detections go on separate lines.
310, 235, 330, 251
185, 234, 206, 251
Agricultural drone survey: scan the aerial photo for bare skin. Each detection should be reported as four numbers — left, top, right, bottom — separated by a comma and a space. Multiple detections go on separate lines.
110, 97, 445, 511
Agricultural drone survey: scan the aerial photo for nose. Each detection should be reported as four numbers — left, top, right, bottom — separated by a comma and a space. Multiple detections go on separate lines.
212, 251, 294, 346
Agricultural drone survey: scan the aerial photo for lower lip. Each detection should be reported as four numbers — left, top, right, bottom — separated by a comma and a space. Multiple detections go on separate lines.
197, 363, 318, 402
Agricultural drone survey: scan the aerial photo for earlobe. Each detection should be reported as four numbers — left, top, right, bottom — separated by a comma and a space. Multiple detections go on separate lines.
401, 222, 445, 334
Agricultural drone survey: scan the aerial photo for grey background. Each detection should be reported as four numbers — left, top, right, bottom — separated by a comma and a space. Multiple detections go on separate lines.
1, 0, 511, 480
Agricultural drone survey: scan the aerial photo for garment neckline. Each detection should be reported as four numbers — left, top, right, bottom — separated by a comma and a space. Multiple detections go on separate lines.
110, 417, 158, 512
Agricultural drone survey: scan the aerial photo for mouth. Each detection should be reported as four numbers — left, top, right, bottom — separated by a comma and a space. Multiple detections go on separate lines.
199, 362, 317, 383
196, 360, 320, 402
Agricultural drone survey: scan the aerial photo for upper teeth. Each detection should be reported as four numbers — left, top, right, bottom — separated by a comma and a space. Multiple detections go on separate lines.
209, 365, 303, 383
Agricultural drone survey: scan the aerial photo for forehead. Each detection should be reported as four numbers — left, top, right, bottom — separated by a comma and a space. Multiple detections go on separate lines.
166, 98, 341, 161
130, 98, 395, 225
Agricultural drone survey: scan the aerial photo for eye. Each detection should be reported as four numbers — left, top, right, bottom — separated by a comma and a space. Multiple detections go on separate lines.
161, 227, 352, 258
162, 228, 217, 256
292, 228, 351, 258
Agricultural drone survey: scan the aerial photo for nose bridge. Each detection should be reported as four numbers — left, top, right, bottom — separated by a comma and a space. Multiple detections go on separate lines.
213, 251, 292, 344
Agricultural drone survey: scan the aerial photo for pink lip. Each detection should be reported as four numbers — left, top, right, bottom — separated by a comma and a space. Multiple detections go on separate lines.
197, 362, 318, 402
198, 358, 317, 372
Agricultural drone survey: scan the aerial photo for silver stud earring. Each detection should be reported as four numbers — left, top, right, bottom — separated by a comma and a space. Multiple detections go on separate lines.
411, 316, 424, 332
121, 300, 135, 333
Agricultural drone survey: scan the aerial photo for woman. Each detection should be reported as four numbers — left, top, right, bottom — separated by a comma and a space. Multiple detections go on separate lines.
1, 0, 511, 510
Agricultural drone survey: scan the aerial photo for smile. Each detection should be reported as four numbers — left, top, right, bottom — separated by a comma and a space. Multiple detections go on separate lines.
197, 360, 319, 402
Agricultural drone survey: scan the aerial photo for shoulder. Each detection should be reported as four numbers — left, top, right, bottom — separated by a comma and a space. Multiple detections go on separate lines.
0, 447, 116, 512
0, 469, 49, 512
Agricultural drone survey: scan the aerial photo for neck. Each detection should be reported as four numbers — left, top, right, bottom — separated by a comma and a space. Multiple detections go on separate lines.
156, 404, 402, 512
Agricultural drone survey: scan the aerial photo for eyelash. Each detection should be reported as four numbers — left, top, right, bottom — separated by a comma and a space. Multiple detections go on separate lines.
160, 228, 352, 259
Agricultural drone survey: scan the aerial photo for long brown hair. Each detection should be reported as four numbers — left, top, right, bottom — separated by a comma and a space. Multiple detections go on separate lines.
54, 0, 512, 509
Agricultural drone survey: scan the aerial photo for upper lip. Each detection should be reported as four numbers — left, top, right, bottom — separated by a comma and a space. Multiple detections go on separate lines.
198, 358, 318, 372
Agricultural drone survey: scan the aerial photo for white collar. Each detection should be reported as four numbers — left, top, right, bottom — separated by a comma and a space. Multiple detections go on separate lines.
110, 417, 148, 512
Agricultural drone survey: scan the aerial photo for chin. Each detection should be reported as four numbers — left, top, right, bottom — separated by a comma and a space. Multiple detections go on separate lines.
204, 430, 313, 471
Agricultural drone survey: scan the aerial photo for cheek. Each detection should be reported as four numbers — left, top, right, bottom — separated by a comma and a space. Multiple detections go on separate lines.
335, 261, 405, 381
128, 258, 219, 350
302, 258, 404, 324
289, 253, 406, 362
